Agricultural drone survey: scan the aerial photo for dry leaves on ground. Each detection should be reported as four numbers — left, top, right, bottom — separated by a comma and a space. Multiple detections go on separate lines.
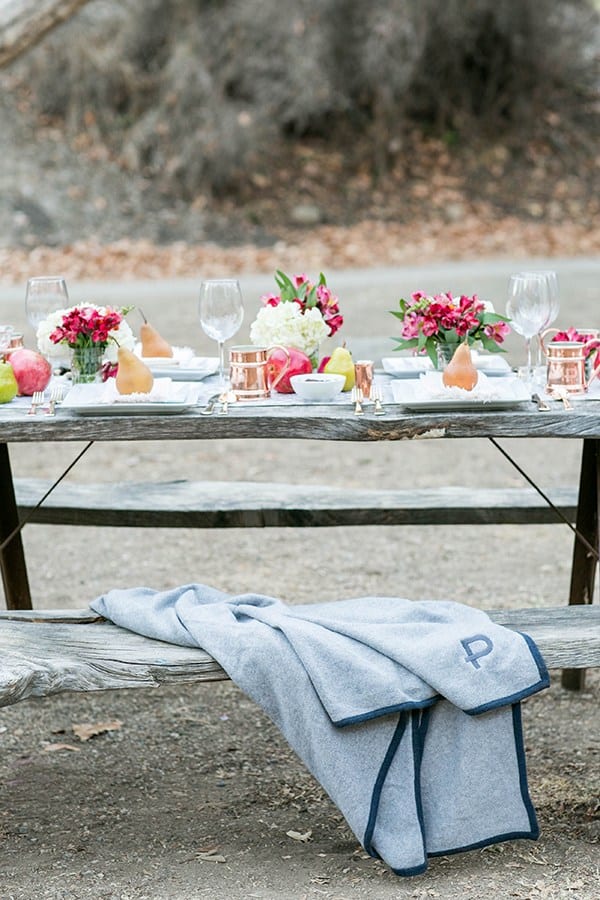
0, 213, 598, 285
71, 719, 122, 741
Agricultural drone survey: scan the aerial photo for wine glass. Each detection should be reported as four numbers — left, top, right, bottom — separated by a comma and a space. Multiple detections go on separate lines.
198, 279, 244, 386
506, 273, 552, 380
25, 276, 69, 333
514, 270, 559, 366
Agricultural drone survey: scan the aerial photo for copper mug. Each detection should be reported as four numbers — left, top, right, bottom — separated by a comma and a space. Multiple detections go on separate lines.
229, 345, 291, 400
540, 329, 599, 393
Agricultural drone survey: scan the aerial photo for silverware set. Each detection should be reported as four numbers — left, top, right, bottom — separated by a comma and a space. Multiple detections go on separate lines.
351, 385, 386, 416
27, 386, 64, 417
200, 391, 236, 415
532, 388, 575, 411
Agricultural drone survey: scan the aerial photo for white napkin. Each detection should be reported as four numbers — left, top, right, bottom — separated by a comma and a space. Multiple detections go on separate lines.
134, 344, 195, 366
411, 371, 529, 402
102, 377, 177, 403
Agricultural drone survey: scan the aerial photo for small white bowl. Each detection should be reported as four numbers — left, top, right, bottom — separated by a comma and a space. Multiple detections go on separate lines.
290, 373, 345, 401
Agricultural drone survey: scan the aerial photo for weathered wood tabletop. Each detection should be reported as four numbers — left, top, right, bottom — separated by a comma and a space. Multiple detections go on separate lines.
1, 399, 600, 442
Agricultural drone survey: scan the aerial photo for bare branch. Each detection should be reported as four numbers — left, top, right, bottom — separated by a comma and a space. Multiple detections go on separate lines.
0, 0, 91, 69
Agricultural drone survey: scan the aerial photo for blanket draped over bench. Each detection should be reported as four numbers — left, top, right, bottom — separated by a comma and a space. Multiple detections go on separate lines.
90, 585, 550, 876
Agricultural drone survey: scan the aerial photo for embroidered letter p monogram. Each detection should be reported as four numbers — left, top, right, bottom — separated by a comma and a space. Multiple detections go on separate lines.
461, 634, 494, 669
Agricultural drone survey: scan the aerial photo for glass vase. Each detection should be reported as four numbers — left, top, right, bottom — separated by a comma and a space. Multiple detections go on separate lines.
435, 342, 460, 370
70, 344, 105, 385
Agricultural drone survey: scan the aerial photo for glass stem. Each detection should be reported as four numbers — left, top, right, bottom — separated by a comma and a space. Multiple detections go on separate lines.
525, 337, 533, 376
218, 340, 226, 387
535, 334, 543, 368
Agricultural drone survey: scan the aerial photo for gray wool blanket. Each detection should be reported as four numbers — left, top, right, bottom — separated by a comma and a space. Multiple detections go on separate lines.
90, 585, 549, 876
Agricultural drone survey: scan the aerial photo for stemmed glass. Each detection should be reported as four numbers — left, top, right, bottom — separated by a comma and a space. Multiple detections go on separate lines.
514, 270, 559, 366
25, 276, 69, 333
198, 279, 244, 386
506, 273, 552, 380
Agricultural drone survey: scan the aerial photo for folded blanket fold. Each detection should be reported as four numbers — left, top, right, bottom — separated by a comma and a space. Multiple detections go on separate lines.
90, 585, 549, 875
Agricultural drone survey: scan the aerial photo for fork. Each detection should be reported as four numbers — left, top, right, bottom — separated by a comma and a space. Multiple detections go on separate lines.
551, 386, 574, 411
372, 385, 386, 415
28, 391, 44, 416
351, 386, 364, 415
45, 385, 64, 416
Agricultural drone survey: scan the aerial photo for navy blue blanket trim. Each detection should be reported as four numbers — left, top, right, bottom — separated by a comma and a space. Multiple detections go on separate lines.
426, 702, 539, 862
334, 696, 436, 728
363, 714, 416, 859
465, 633, 550, 716
367, 701, 538, 876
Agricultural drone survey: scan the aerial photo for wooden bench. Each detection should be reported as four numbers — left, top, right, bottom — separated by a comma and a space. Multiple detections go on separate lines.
1, 605, 598, 710
14, 478, 579, 529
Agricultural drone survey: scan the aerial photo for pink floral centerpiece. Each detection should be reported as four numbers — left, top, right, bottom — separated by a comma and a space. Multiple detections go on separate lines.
250, 270, 343, 366
391, 290, 510, 368
38, 303, 134, 382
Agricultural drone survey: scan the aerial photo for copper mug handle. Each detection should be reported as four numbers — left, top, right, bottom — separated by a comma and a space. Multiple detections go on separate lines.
266, 345, 291, 391
539, 328, 560, 358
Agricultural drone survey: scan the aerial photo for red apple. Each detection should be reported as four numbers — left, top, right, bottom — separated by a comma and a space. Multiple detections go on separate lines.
267, 347, 312, 393
317, 355, 331, 373
9, 348, 52, 396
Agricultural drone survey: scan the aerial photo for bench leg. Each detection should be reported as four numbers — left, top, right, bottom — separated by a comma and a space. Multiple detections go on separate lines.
562, 438, 599, 690
0, 442, 32, 610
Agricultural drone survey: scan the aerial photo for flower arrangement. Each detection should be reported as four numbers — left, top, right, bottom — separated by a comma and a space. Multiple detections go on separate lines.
391, 290, 510, 367
250, 271, 343, 362
37, 304, 135, 371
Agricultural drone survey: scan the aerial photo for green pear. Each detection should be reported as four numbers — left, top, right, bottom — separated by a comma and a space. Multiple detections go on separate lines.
0, 361, 18, 403
324, 344, 355, 391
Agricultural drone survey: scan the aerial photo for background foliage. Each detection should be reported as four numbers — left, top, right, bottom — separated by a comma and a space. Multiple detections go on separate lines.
12, 0, 599, 199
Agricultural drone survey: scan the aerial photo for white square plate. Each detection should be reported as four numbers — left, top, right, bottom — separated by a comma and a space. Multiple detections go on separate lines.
62, 380, 201, 415
390, 373, 530, 411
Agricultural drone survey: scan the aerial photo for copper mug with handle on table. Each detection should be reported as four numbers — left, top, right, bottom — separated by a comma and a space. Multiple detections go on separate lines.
229, 345, 291, 400
540, 329, 600, 394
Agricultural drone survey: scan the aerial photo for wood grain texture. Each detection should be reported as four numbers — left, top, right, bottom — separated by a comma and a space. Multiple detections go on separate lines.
1, 606, 598, 709
2, 403, 600, 443
14, 478, 579, 528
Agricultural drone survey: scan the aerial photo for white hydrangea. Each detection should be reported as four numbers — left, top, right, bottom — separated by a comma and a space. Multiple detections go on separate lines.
249, 303, 329, 356
36, 304, 135, 363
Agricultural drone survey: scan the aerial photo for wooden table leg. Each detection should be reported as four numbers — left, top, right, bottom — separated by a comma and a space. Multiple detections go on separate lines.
562, 438, 599, 690
0, 442, 32, 610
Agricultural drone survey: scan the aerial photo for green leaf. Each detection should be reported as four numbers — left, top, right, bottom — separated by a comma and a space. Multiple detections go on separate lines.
425, 340, 438, 368
392, 337, 418, 352
480, 312, 510, 325
479, 338, 506, 354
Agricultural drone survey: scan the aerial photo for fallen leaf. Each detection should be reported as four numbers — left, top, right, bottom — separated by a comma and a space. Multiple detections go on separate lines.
43, 743, 81, 753
196, 847, 226, 863
72, 720, 122, 742
286, 829, 313, 843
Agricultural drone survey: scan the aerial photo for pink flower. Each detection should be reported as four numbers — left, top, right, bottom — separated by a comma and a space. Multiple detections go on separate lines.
484, 322, 511, 344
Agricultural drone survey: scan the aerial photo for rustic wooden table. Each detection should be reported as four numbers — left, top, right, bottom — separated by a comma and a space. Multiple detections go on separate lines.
1, 397, 599, 688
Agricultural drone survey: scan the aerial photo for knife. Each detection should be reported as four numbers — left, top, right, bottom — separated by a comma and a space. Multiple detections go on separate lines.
200, 393, 222, 415
531, 392, 551, 411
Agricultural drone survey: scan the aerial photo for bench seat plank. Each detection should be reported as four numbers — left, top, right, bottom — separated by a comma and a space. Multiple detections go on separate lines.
14, 479, 578, 528
0, 606, 597, 709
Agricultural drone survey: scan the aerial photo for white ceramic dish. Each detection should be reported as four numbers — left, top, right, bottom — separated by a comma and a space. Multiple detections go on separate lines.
145, 357, 219, 381
382, 354, 511, 378
62, 380, 200, 415
390, 373, 530, 411
290, 373, 345, 401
